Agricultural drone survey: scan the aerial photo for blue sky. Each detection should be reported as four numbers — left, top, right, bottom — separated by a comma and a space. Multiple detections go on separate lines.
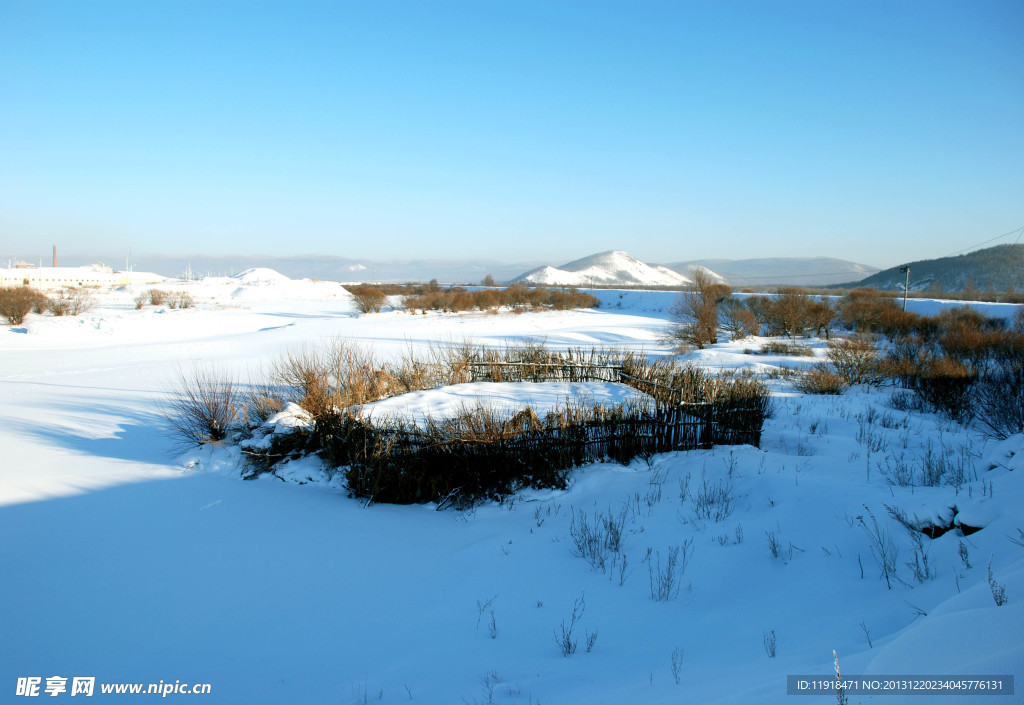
1, 0, 1021, 269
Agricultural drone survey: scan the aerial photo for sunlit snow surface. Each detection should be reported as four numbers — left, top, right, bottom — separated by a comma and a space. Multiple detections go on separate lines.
1, 271, 1021, 704
357, 381, 653, 426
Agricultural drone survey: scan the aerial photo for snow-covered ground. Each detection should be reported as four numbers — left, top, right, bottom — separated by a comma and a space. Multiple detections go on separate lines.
2, 272, 1022, 704
357, 382, 653, 427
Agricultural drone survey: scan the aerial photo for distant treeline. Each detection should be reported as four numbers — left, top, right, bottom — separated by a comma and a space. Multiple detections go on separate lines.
344, 283, 599, 314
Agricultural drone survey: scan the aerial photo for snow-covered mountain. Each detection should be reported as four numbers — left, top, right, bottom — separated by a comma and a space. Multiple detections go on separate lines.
513, 251, 719, 288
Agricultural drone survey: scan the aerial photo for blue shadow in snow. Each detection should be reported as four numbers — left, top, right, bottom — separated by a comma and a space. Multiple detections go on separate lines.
6, 403, 176, 464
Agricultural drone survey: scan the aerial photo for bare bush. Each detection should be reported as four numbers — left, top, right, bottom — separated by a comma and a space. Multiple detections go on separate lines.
913, 356, 977, 422
827, 336, 881, 385
166, 291, 194, 309
569, 506, 627, 573
692, 470, 735, 522
0, 286, 42, 325
859, 509, 899, 590
240, 380, 286, 429
975, 362, 1024, 439
648, 540, 693, 601
839, 289, 915, 336
761, 341, 813, 356
401, 284, 597, 313
347, 285, 388, 314
144, 289, 169, 306
47, 288, 94, 316
795, 365, 850, 395
164, 365, 239, 447
670, 646, 684, 685
988, 556, 1008, 606
554, 594, 586, 656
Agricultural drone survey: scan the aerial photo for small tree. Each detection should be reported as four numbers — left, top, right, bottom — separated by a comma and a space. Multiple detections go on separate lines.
766, 288, 812, 337
807, 298, 837, 339
667, 268, 730, 350
482, 274, 496, 287
721, 298, 759, 340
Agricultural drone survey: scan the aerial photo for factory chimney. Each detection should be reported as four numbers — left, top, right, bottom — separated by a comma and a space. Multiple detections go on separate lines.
53, 245, 57, 268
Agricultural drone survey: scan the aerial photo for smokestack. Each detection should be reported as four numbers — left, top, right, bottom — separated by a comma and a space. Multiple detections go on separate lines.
53, 245, 57, 268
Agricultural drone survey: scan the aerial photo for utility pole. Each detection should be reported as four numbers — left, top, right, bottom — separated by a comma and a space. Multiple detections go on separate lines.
899, 266, 911, 311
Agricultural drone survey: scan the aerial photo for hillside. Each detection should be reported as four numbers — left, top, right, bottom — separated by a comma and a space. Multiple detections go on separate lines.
513, 251, 721, 288
669, 257, 879, 287
851, 244, 1024, 292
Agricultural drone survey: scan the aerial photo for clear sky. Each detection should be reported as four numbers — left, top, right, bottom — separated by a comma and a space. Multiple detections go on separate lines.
1, 0, 1021, 269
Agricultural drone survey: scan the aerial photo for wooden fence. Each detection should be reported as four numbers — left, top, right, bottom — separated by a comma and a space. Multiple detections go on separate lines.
322, 360, 767, 506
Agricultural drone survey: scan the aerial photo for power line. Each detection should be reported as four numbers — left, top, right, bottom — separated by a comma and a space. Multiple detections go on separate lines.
936, 225, 1024, 260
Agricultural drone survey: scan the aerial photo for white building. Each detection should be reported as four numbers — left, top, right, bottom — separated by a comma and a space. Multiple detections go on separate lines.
0, 265, 165, 289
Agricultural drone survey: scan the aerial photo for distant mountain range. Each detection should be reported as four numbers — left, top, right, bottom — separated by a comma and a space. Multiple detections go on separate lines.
512, 251, 716, 287
668, 257, 879, 287
80, 254, 545, 284
53, 247, 1019, 293
848, 244, 1024, 292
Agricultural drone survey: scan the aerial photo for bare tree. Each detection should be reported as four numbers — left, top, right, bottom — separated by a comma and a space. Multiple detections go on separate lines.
667, 268, 730, 350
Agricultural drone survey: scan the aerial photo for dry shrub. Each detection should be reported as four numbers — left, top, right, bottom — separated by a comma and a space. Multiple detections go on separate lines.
240, 380, 286, 429
795, 364, 850, 394
760, 341, 814, 356
0, 286, 44, 325
29, 289, 50, 314
142, 289, 169, 306
164, 365, 239, 447
975, 362, 1024, 439
912, 356, 977, 422
166, 291, 193, 309
346, 285, 388, 314
838, 289, 916, 336
47, 288, 94, 316
402, 284, 597, 314
827, 336, 882, 385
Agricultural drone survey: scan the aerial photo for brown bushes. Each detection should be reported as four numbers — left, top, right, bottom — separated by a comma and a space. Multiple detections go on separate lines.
401, 285, 598, 313
795, 366, 850, 395
164, 365, 239, 447
135, 289, 169, 308
180, 341, 772, 505
0, 286, 45, 325
826, 336, 882, 385
346, 285, 388, 314
47, 288, 94, 316
721, 298, 759, 340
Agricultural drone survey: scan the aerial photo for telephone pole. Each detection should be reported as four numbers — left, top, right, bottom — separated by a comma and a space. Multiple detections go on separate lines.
899, 266, 911, 311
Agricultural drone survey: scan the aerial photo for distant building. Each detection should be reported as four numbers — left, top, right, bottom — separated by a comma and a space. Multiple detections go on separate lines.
0, 266, 165, 289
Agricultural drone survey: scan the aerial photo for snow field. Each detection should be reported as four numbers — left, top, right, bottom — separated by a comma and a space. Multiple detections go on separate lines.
1, 273, 1022, 704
